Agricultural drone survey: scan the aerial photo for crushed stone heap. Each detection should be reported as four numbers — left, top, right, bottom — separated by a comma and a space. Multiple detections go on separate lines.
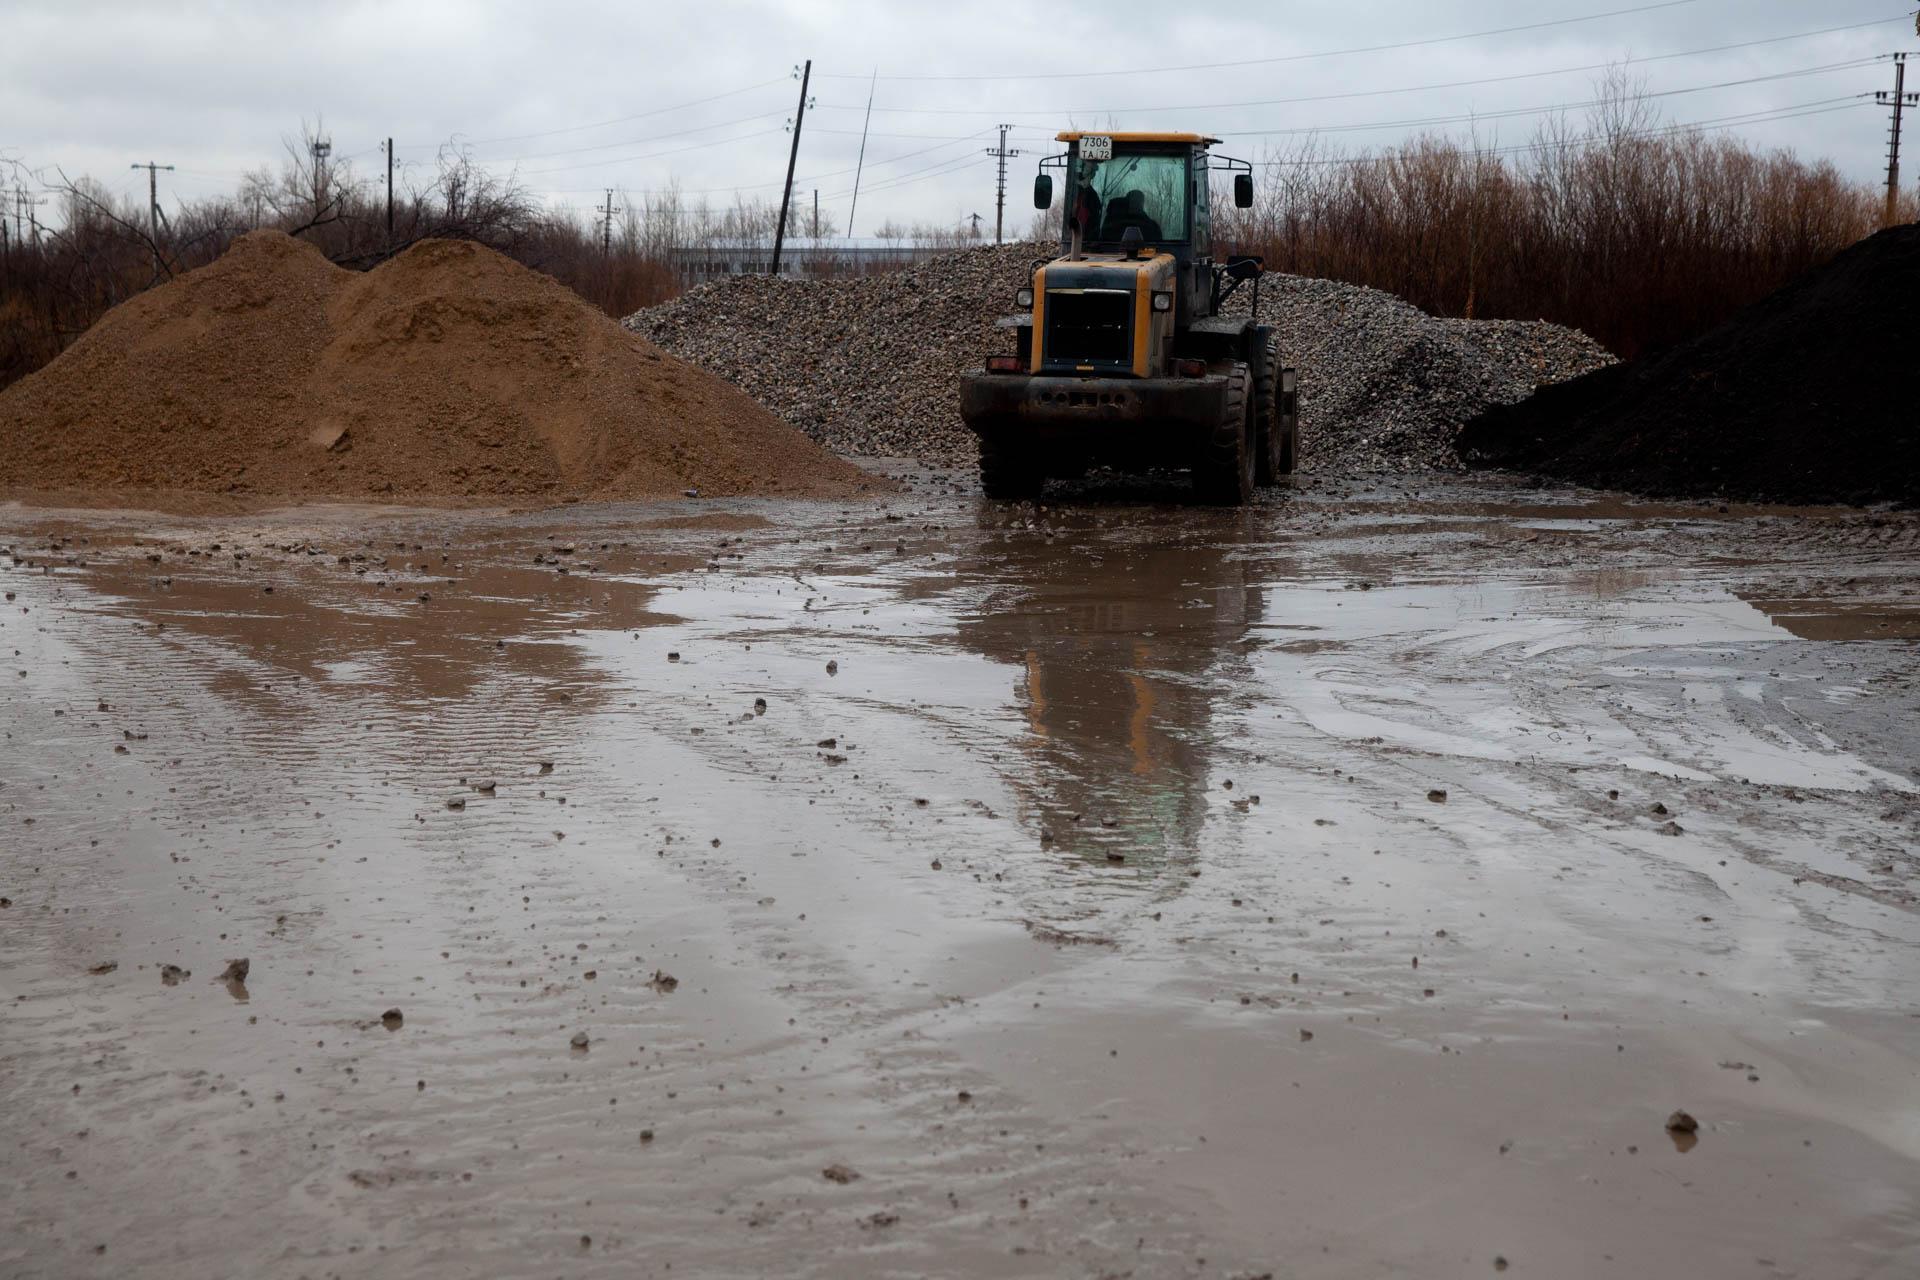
1458, 223, 1920, 507
626, 241, 1615, 472
0, 231, 874, 504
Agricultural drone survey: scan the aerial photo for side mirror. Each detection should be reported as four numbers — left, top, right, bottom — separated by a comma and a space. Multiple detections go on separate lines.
1033, 174, 1053, 209
1234, 174, 1254, 209
1226, 254, 1263, 280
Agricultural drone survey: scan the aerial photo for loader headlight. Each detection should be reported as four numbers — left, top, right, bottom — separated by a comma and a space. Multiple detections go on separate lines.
1151, 291, 1173, 312
1016, 287, 1034, 308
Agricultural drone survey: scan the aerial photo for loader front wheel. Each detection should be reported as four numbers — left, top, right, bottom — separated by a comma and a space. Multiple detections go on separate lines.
979, 438, 1045, 501
1193, 362, 1254, 505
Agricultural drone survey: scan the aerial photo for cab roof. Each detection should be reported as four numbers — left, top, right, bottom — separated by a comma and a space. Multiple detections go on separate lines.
1055, 130, 1221, 146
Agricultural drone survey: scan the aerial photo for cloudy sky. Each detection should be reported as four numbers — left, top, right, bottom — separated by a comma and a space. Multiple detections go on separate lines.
3, 0, 1915, 236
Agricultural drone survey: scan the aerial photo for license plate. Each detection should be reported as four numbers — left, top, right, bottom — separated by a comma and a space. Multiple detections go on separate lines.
1079, 135, 1112, 161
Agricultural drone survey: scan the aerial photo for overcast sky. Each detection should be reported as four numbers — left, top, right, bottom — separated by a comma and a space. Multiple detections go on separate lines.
3, 0, 1915, 236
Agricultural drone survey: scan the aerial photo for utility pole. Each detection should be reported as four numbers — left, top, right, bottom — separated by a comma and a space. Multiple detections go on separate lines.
309, 137, 332, 224
967, 211, 983, 239
16, 186, 46, 245
129, 161, 174, 268
983, 124, 1023, 244
602, 189, 615, 255
812, 189, 819, 239
846, 68, 876, 239
385, 138, 397, 245
771, 58, 812, 275
1879, 52, 1918, 226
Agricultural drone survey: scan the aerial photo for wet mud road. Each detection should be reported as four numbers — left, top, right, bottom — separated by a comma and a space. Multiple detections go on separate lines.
3, 478, 1919, 1279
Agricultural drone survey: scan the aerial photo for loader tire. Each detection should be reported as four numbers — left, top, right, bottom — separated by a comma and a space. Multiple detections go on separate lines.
1278, 365, 1299, 475
979, 438, 1045, 501
1253, 333, 1298, 483
1194, 361, 1254, 506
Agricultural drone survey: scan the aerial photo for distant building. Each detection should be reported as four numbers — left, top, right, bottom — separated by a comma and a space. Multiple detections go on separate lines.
668, 237, 956, 284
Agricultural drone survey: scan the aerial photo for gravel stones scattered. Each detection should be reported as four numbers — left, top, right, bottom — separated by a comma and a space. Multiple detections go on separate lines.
627, 240, 1612, 475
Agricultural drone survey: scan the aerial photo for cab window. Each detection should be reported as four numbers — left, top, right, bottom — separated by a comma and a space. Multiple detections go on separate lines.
1071, 150, 1189, 243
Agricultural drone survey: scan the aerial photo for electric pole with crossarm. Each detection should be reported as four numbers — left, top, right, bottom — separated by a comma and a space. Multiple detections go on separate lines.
985, 124, 1024, 245
1879, 52, 1919, 226
130, 161, 174, 269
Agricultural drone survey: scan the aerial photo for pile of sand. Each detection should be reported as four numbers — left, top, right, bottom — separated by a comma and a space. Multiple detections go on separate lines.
0, 231, 874, 505
1458, 224, 1920, 507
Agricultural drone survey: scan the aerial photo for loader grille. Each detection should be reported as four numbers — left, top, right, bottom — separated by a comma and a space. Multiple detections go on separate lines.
1043, 289, 1132, 368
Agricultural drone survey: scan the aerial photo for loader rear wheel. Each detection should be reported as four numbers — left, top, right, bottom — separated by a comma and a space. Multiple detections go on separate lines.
1278, 366, 1299, 475
1253, 334, 1297, 484
979, 438, 1045, 501
1193, 362, 1254, 506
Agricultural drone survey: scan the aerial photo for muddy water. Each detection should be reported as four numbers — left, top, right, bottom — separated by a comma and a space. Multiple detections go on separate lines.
3, 480, 1919, 1279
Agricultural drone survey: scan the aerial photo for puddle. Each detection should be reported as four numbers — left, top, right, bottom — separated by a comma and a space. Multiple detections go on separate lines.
3, 481, 1918, 1278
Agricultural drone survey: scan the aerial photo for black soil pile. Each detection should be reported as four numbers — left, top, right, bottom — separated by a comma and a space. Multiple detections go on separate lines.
1457, 224, 1920, 506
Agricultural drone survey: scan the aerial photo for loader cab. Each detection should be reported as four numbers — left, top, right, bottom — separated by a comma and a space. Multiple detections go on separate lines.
1063, 142, 1202, 255
1034, 132, 1253, 322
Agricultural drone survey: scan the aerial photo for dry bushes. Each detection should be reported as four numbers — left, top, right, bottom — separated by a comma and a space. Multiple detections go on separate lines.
1214, 115, 1911, 359
5, 96, 1912, 389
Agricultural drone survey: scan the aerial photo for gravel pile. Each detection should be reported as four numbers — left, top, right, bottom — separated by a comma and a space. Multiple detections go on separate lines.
631, 243, 1042, 467
1256, 282, 1617, 472
628, 242, 1614, 474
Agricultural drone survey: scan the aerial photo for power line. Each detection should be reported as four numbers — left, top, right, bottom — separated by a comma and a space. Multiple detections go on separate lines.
819, 152, 990, 202
471, 109, 792, 164
1219, 57, 1884, 138
816, 55, 1885, 122
451, 108, 794, 165
811, 0, 1715, 82
517, 127, 788, 177
533, 128, 996, 197
1254, 96, 1875, 169
384, 75, 791, 151
823, 18, 1907, 120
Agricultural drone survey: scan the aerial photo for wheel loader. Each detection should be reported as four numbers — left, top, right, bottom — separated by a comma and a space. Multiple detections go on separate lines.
958, 131, 1297, 503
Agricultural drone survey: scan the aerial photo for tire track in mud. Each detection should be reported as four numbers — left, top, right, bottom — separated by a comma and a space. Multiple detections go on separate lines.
0, 548, 703, 1277
507, 581, 1244, 1274
8, 495, 1920, 1278
3, 541, 1232, 1279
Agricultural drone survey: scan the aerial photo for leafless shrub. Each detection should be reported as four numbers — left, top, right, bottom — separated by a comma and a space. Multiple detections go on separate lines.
4, 89, 1910, 389
1212, 78, 1910, 356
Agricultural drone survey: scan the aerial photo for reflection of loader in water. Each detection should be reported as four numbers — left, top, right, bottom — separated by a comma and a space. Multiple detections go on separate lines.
952, 522, 1260, 876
